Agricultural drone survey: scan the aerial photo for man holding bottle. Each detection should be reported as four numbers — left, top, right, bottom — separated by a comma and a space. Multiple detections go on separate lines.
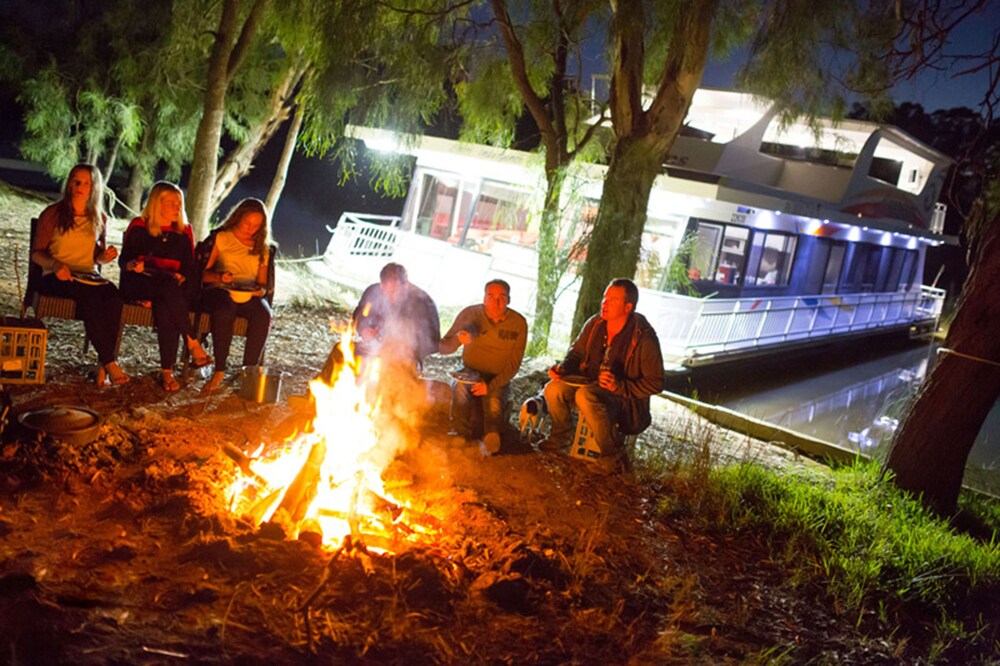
540, 279, 664, 472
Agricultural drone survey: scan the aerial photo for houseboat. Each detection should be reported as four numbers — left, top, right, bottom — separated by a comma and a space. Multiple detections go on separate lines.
313, 88, 953, 371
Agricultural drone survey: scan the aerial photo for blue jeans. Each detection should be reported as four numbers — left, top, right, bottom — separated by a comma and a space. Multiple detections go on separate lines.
452, 379, 509, 439
543, 379, 624, 456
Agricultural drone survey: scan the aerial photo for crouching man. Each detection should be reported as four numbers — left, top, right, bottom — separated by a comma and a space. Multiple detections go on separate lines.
439, 279, 527, 455
541, 279, 664, 472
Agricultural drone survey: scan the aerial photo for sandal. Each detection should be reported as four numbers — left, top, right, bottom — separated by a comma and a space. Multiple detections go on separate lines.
161, 371, 181, 393
95, 366, 110, 387
201, 371, 225, 395
188, 340, 213, 368
105, 362, 131, 386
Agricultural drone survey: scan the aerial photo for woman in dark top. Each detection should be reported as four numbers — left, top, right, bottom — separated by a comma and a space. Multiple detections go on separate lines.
31, 163, 129, 386
119, 182, 212, 392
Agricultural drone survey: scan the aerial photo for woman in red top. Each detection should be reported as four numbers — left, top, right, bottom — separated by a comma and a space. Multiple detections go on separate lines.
31, 164, 129, 386
119, 182, 212, 392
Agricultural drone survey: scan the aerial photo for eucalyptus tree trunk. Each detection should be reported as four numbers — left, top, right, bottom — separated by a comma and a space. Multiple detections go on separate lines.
186, 0, 270, 240
210, 62, 304, 213
527, 168, 567, 356
571, 137, 661, 330
571, 0, 712, 335
265, 103, 304, 223
884, 216, 1000, 515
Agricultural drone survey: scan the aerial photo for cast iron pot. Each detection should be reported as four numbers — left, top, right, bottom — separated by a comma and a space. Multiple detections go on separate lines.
17, 405, 103, 446
239, 366, 287, 403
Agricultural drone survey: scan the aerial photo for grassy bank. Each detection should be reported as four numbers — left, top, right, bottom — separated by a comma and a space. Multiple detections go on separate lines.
646, 443, 1000, 660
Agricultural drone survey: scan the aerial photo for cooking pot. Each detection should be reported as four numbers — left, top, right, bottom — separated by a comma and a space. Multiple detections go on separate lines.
17, 405, 103, 446
239, 366, 287, 403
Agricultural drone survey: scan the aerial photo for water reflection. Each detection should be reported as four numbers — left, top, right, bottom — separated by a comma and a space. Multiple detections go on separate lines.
715, 343, 1000, 493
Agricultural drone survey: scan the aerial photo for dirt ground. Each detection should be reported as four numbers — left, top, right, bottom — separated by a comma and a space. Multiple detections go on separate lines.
0, 184, 935, 663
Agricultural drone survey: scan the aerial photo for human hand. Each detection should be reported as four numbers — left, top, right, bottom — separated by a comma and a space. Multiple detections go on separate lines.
598, 370, 619, 392
127, 259, 145, 273
470, 381, 488, 397
547, 364, 564, 382
174, 273, 186, 285
99, 245, 118, 263
53, 261, 72, 281
457, 329, 472, 346
220, 271, 233, 284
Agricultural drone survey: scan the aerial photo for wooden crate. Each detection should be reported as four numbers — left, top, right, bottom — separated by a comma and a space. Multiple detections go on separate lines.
0, 317, 47, 384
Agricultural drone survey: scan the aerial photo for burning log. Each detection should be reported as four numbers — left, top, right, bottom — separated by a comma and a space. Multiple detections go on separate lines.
272, 441, 326, 526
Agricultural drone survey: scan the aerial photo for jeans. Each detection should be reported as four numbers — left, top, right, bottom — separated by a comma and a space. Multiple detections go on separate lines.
40, 274, 123, 365
122, 274, 195, 370
543, 379, 624, 456
452, 379, 509, 439
201, 289, 272, 371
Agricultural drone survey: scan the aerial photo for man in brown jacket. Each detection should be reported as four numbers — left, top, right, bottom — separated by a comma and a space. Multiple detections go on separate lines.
541, 279, 664, 470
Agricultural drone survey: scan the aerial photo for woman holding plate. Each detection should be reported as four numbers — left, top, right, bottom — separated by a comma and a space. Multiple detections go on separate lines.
119, 182, 213, 392
30, 163, 130, 386
198, 198, 274, 393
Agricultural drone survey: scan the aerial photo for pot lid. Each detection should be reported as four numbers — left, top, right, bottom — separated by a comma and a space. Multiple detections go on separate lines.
18, 406, 102, 436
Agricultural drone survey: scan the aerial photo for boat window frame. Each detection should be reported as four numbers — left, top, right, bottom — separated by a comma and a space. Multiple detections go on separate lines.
685, 218, 751, 287
744, 229, 798, 288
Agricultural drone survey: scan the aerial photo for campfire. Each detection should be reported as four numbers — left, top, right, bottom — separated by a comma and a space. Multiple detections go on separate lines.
225, 328, 430, 552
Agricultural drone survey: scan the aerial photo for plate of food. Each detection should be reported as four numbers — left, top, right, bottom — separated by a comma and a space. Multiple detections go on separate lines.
450, 369, 483, 385
557, 374, 592, 388
71, 271, 108, 286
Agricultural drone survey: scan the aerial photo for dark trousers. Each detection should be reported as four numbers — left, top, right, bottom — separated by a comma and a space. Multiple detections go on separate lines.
40, 274, 124, 365
122, 275, 195, 370
452, 379, 509, 439
201, 289, 272, 372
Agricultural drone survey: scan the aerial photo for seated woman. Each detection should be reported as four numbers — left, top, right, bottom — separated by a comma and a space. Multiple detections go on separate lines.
30, 163, 130, 386
119, 182, 212, 392
199, 198, 273, 393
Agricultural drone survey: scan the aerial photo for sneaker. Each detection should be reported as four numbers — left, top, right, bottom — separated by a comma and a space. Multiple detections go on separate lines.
483, 431, 501, 455
537, 437, 565, 453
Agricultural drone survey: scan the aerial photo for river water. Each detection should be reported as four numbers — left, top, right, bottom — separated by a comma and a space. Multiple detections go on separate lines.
684, 340, 1000, 494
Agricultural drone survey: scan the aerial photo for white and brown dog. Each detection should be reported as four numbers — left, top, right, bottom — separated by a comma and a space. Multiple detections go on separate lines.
518, 394, 548, 441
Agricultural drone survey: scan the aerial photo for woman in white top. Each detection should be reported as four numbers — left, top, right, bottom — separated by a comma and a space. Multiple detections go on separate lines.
199, 198, 273, 393
30, 164, 130, 386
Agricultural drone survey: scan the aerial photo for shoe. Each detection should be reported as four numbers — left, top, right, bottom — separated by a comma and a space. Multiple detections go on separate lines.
483, 431, 501, 455
189, 342, 213, 368
161, 371, 181, 393
537, 437, 565, 453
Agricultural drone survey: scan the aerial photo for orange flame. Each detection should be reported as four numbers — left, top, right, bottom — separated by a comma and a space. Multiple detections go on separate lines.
227, 325, 418, 550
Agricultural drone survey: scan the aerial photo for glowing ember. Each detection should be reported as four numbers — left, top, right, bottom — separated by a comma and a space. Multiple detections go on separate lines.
227, 328, 421, 550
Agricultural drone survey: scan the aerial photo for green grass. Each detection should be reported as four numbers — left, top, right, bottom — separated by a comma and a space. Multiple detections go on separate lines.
647, 453, 1000, 655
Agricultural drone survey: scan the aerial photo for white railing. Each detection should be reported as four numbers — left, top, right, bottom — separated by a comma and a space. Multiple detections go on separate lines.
324, 213, 401, 260
673, 286, 945, 364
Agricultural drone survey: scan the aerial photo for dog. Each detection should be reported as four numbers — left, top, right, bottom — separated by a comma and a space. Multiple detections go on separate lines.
518, 394, 549, 441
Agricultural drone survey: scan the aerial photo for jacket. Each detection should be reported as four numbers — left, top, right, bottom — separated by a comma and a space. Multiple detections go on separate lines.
560, 312, 664, 434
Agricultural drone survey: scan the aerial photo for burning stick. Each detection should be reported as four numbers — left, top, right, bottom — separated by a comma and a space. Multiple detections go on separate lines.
273, 441, 326, 526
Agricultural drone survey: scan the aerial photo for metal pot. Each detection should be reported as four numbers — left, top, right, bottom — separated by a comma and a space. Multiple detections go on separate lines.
17, 405, 103, 446
238, 366, 287, 403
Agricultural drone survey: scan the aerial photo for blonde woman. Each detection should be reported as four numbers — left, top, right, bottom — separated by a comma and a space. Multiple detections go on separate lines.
199, 198, 273, 393
31, 164, 130, 386
119, 182, 211, 391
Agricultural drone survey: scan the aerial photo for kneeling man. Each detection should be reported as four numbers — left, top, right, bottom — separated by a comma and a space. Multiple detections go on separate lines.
542, 278, 663, 469
439, 279, 527, 454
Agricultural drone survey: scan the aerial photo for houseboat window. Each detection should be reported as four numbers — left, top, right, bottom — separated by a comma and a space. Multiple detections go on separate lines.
801, 238, 843, 294
898, 250, 917, 290
412, 172, 475, 243
844, 243, 885, 292
687, 221, 748, 285
460, 181, 536, 251
745, 231, 796, 286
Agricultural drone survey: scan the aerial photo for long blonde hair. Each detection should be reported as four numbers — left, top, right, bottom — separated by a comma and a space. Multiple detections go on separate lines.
141, 181, 188, 237
56, 164, 106, 235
